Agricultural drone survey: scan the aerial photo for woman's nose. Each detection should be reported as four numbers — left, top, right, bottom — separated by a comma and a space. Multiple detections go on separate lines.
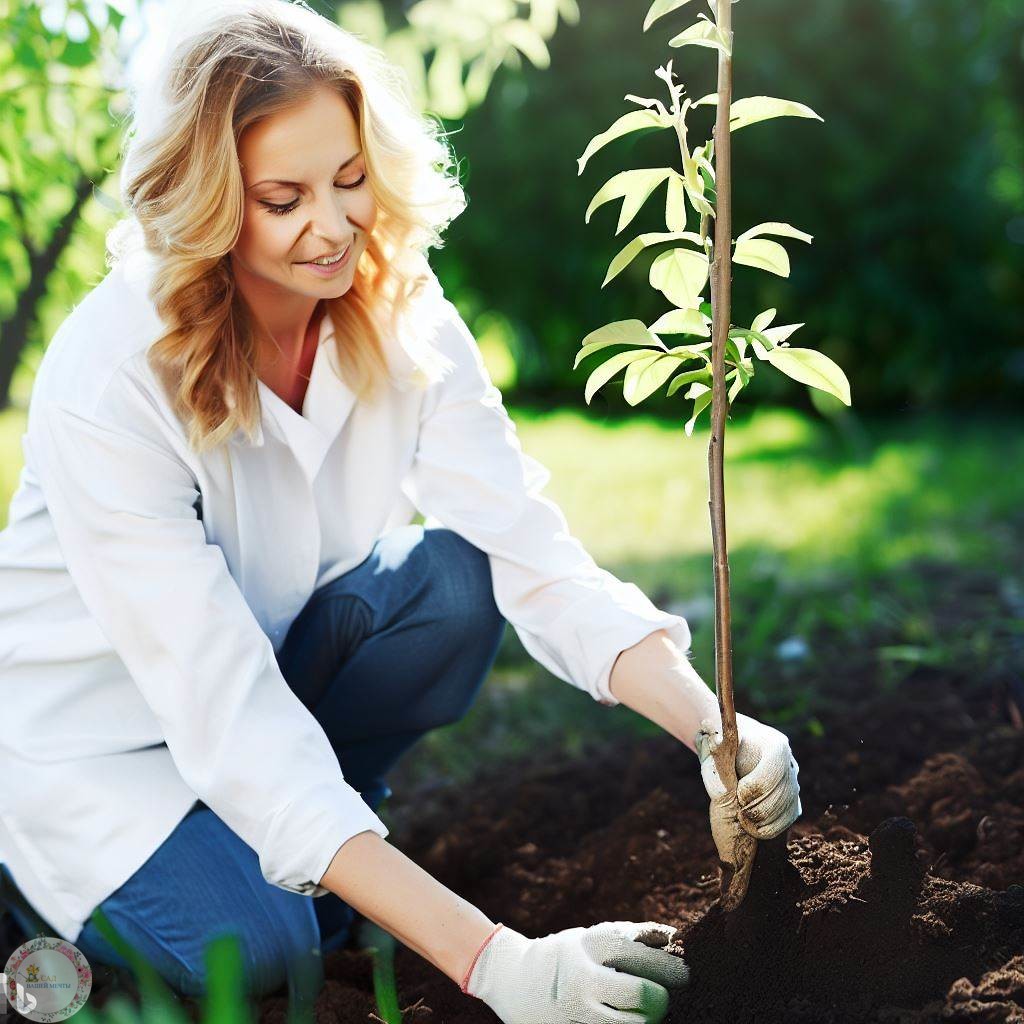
309, 188, 354, 240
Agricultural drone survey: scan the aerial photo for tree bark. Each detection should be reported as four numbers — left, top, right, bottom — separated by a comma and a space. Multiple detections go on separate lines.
0, 172, 97, 409
706, 0, 757, 911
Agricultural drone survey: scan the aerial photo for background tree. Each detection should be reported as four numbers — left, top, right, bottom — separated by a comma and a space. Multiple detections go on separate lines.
0, 0, 125, 409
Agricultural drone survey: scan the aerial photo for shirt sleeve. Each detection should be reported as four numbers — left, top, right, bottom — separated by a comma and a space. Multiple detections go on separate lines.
26, 371, 388, 898
400, 300, 693, 707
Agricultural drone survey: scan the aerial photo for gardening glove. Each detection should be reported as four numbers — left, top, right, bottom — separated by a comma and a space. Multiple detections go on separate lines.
461, 920, 689, 1024
696, 711, 801, 866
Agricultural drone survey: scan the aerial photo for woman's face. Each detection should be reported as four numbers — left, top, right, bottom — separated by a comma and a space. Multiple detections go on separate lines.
234, 84, 377, 299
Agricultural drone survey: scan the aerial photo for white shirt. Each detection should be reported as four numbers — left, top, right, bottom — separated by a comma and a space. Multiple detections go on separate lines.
0, 246, 691, 943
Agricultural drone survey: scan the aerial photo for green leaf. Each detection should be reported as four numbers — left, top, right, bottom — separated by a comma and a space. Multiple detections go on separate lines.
728, 95, 824, 132
666, 366, 712, 397
649, 247, 710, 308
736, 221, 813, 246
668, 16, 732, 56
357, 921, 402, 1024
202, 934, 254, 1024
751, 308, 777, 333
602, 231, 701, 287
681, 143, 715, 217
623, 353, 680, 405
577, 109, 671, 175
733, 237, 791, 277
624, 93, 667, 113
584, 348, 666, 403
649, 307, 711, 337
665, 172, 687, 231
88, 907, 189, 1024
684, 390, 713, 435
585, 168, 674, 234
665, 341, 713, 360
762, 322, 804, 344
730, 326, 777, 359
426, 41, 467, 120
574, 319, 662, 369
695, 150, 716, 184
670, 99, 716, 220
500, 19, 551, 68
58, 39, 94, 68
766, 346, 852, 405
729, 354, 754, 402
686, 94, 824, 133
643, 0, 694, 31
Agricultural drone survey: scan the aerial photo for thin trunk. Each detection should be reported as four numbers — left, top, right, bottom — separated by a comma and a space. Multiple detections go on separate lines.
0, 173, 97, 409
707, 0, 757, 910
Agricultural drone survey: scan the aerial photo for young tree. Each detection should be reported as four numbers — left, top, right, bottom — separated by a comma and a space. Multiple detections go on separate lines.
575, 0, 851, 909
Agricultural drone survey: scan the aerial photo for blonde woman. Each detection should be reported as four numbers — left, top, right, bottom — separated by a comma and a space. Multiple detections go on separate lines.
0, 1, 801, 1019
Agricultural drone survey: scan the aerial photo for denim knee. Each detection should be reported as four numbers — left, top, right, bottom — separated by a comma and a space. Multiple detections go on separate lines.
175, 914, 321, 999
403, 528, 506, 731
426, 528, 506, 637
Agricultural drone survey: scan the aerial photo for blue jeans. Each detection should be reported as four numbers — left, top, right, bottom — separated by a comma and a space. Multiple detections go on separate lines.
15, 525, 505, 1003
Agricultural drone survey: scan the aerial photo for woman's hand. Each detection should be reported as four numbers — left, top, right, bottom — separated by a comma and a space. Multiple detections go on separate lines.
696, 711, 802, 866
462, 920, 689, 1024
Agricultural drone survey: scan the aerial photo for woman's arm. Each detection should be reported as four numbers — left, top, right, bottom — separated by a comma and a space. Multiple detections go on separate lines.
608, 628, 803, 844
320, 832, 496, 983
400, 297, 693, 709
608, 628, 719, 754
319, 832, 692, 1024
27, 381, 390, 900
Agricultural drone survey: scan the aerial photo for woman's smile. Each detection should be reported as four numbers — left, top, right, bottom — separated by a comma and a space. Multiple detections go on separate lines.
296, 241, 353, 275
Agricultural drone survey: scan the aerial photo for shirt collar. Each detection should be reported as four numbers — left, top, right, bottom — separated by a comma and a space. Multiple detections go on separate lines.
115, 240, 437, 468
232, 313, 358, 483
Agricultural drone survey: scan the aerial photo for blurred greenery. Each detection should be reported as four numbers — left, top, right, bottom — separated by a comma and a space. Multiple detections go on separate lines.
387, 400, 1023, 788
1, 0, 1022, 412
429, 0, 1024, 412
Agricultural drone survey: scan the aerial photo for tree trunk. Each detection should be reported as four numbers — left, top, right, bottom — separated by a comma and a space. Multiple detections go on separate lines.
0, 172, 98, 409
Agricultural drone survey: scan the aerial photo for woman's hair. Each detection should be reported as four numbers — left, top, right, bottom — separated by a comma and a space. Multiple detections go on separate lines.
106, 0, 466, 453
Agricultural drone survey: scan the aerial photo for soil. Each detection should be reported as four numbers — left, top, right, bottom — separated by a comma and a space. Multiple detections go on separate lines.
251, 658, 1023, 1024
85, 619, 1024, 1022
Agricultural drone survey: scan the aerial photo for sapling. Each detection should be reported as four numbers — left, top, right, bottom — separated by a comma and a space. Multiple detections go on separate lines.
575, 0, 851, 910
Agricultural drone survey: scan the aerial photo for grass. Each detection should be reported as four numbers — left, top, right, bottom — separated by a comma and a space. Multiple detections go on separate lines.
390, 401, 1023, 791
4, 398, 1019, 779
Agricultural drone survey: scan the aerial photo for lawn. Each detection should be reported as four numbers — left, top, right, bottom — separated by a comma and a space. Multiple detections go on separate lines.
3, 400, 1020, 787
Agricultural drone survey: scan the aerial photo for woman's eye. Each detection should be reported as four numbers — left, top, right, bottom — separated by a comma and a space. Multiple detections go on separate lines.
265, 200, 298, 216
262, 174, 367, 216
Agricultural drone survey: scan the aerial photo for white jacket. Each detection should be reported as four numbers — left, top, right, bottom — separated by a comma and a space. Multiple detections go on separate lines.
0, 246, 691, 944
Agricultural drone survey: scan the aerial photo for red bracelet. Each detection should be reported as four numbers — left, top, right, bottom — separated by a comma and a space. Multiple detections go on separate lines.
460, 922, 504, 994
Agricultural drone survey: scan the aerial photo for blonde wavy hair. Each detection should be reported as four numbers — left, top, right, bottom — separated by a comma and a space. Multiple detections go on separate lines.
105, 0, 466, 453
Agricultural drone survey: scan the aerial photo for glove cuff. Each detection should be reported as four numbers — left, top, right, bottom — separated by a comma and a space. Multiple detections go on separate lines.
460, 922, 505, 995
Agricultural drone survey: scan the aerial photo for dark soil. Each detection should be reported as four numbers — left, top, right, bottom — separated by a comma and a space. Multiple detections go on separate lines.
252, 657, 1024, 1024
82, 567, 1024, 1023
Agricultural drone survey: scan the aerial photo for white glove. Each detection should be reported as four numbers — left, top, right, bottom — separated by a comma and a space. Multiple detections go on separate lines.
461, 920, 689, 1024
696, 711, 802, 865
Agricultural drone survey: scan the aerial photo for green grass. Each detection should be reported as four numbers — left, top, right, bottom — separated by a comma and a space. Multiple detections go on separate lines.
6, 399, 1015, 729
392, 402, 1024, 791
3, 400, 1020, 790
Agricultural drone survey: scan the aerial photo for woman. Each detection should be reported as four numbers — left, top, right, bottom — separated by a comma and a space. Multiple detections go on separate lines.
0, 2, 801, 1020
